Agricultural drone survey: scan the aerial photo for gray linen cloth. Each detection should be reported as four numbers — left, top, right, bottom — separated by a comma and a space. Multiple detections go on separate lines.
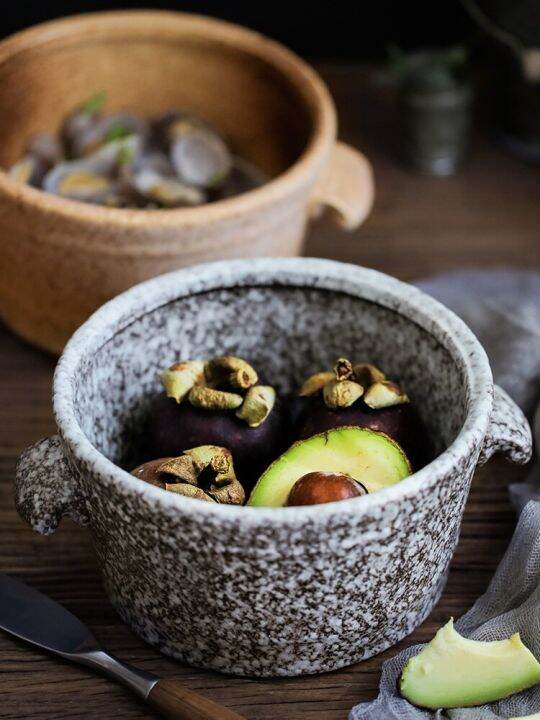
350, 269, 540, 720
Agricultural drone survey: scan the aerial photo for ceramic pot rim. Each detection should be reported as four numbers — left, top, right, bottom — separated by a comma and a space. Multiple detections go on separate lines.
0, 10, 335, 236
54, 258, 494, 524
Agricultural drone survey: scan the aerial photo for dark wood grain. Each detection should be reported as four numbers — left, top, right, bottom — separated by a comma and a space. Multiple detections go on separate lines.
0, 63, 539, 720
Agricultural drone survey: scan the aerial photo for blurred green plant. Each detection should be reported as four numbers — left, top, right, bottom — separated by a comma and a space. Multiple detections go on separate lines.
378, 45, 469, 92
80, 90, 107, 116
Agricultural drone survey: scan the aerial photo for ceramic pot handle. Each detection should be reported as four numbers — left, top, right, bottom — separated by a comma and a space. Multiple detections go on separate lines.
478, 385, 533, 466
309, 140, 375, 230
15, 435, 89, 535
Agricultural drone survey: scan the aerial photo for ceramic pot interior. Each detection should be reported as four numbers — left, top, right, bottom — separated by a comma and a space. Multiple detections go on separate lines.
72, 285, 467, 477
0, 21, 313, 176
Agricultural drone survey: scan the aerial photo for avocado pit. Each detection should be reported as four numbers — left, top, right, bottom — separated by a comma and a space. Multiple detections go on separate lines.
248, 426, 411, 508
286, 471, 368, 506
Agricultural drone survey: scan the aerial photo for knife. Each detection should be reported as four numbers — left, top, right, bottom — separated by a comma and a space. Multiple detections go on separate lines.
0, 573, 246, 720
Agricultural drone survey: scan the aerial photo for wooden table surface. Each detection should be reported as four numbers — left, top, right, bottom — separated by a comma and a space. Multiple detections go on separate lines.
1, 64, 539, 719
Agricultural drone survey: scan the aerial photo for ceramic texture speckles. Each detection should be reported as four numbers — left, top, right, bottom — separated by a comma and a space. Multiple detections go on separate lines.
15, 435, 90, 535
15, 258, 533, 676
478, 384, 533, 465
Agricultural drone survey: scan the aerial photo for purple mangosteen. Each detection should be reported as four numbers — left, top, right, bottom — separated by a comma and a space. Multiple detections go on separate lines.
148, 356, 291, 492
294, 359, 433, 471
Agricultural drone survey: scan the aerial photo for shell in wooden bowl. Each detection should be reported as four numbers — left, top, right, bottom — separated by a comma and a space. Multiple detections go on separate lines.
0, 10, 373, 353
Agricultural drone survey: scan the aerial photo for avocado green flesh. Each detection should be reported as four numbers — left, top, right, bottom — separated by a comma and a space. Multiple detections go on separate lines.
400, 619, 540, 710
247, 426, 411, 507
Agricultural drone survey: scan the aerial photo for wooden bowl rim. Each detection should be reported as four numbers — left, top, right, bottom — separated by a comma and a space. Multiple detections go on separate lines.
0, 10, 336, 228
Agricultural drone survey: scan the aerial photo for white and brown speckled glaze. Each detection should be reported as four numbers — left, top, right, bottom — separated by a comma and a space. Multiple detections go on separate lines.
15, 258, 532, 677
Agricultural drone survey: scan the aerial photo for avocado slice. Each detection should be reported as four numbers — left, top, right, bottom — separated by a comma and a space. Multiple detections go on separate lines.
400, 619, 540, 709
248, 426, 411, 507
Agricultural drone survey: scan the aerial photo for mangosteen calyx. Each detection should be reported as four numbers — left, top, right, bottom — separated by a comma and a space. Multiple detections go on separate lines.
132, 446, 245, 505
299, 357, 409, 411
159, 355, 277, 428
236, 385, 276, 427
161, 360, 205, 403
205, 355, 258, 390
294, 358, 433, 471
189, 385, 243, 410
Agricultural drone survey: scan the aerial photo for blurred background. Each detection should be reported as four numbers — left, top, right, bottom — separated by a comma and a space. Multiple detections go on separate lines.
1, 1, 475, 57
3, 2, 537, 57
0, 1, 537, 308
1, 0, 539, 332
5, 1, 539, 169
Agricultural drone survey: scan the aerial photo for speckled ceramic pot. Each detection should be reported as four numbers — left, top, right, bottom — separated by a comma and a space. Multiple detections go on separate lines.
15, 258, 532, 677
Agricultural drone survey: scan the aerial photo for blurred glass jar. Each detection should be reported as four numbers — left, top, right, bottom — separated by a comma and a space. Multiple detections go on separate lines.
398, 50, 473, 176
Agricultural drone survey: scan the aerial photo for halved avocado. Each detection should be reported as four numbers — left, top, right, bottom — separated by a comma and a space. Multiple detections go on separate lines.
247, 426, 411, 507
400, 619, 540, 709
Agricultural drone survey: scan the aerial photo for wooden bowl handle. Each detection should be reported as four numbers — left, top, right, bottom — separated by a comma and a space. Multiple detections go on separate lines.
310, 140, 374, 230
148, 678, 248, 720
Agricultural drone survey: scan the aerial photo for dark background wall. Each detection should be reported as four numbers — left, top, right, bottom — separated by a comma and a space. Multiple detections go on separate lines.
1, 2, 474, 59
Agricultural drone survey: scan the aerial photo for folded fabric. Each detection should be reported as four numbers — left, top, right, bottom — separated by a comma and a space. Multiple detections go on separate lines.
350, 502, 540, 720
350, 269, 540, 720
419, 270, 540, 419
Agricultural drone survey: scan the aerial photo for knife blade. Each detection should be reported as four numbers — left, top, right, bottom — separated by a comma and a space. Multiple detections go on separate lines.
0, 573, 247, 720
0, 572, 99, 655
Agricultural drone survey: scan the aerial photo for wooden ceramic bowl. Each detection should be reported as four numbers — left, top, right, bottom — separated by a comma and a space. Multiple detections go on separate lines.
0, 11, 374, 354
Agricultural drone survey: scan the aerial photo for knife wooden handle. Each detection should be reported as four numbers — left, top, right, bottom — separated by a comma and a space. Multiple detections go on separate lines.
148, 678, 247, 720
